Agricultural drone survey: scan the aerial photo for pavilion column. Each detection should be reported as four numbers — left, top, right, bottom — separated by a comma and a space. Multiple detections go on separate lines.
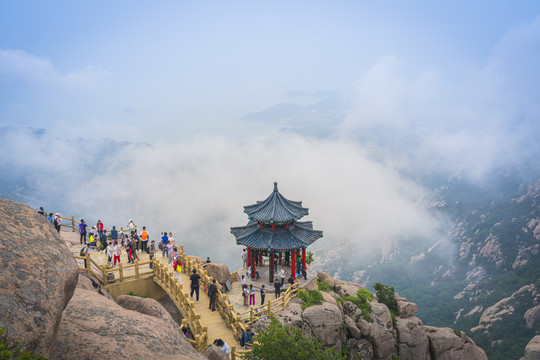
268, 251, 274, 283
292, 250, 296, 281
302, 247, 306, 270
247, 248, 251, 268
252, 253, 256, 279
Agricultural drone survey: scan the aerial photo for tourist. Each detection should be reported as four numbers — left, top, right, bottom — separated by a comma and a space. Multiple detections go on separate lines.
127, 219, 136, 235
161, 232, 168, 258
80, 244, 89, 268
140, 226, 149, 253
242, 328, 257, 348
99, 230, 107, 251
242, 285, 249, 306
47, 213, 54, 223
280, 267, 286, 286
96, 220, 104, 237
208, 279, 218, 311
53, 213, 62, 232
168, 232, 175, 247
241, 249, 247, 268
288, 274, 294, 285
274, 278, 282, 299
284, 252, 290, 267
87, 232, 97, 250
166, 240, 174, 265
299, 262, 307, 280
260, 285, 266, 305
173, 256, 183, 284
113, 241, 121, 266
206, 257, 211, 263
213, 339, 230, 355
37, 207, 46, 216
106, 241, 113, 266
111, 226, 118, 244
149, 240, 157, 269
79, 219, 87, 244
249, 284, 256, 306
190, 269, 201, 304
240, 275, 246, 286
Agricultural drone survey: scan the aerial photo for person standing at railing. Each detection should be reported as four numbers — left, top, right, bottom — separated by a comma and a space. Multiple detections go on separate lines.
80, 244, 89, 268
173, 256, 183, 284
96, 220, 104, 237
113, 241, 121, 266
127, 219, 136, 235
190, 269, 201, 304
241, 249, 247, 268
79, 219, 88, 244
149, 240, 157, 269
274, 278, 283, 299
166, 240, 174, 265
48, 213, 54, 223
161, 232, 168, 258
110, 226, 118, 244
260, 285, 266, 305
280, 267, 286, 286
106, 241, 113, 267
249, 284, 256, 306
53, 213, 62, 232
140, 226, 149, 253
208, 279, 218, 311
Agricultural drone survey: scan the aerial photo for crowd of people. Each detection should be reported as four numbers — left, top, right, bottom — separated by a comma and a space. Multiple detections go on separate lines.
39, 208, 316, 355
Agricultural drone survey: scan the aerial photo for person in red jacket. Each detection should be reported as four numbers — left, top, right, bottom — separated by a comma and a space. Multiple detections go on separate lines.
96, 220, 104, 236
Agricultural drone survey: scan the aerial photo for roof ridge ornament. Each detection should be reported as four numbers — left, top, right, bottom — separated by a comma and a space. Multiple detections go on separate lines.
274, 182, 278, 192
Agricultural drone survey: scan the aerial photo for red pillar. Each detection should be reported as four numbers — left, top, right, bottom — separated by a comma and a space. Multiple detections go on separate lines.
247, 248, 251, 268
302, 247, 307, 270
270, 251, 274, 283
252, 254, 256, 279
292, 250, 296, 281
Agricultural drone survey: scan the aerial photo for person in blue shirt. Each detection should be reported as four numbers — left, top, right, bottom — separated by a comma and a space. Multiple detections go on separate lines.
242, 328, 257, 348
260, 285, 266, 305
161, 232, 169, 258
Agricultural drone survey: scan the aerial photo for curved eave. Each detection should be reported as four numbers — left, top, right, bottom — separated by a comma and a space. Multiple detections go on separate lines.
244, 191, 309, 222
231, 221, 322, 251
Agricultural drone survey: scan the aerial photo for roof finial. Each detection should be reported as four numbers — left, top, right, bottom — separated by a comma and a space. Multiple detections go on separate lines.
274, 182, 278, 192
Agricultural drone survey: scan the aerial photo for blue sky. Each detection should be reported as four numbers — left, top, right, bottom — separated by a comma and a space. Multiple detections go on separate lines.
1, 1, 540, 142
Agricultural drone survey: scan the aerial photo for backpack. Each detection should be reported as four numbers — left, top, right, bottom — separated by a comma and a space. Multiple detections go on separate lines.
239, 331, 246, 347
53, 218, 59, 226
79, 247, 87, 256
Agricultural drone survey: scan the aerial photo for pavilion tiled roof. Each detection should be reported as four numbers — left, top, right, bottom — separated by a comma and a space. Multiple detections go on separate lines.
231, 221, 323, 251
244, 182, 309, 222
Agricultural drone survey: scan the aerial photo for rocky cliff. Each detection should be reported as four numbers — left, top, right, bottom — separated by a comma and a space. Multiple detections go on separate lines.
275, 272, 487, 360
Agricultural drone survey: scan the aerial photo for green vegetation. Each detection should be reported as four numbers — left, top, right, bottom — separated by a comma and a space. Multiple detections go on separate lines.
245, 317, 345, 360
306, 251, 314, 265
317, 280, 332, 292
337, 288, 373, 322
297, 289, 324, 310
374, 282, 397, 313
0, 328, 46, 360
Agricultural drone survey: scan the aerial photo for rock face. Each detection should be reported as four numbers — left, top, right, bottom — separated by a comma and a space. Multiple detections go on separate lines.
302, 302, 345, 348
524, 335, 540, 360
203, 344, 229, 360
54, 288, 205, 360
0, 199, 79, 359
279, 271, 488, 360
116, 295, 177, 328
424, 326, 487, 360
203, 262, 231, 285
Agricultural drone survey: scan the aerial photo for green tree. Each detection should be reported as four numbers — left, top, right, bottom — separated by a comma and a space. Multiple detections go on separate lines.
306, 251, 314, 265
244, 318, 345, 360
374, 282, 397, 313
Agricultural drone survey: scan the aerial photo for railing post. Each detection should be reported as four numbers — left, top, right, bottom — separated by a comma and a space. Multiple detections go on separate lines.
250, 306, 254, 324
135, 259, 139, 278
85, 254, 91, 275
71, 215, 75, 232
268, 299, 272, 316
231, 345, 236, 360
102, 265, 108, 285
119, 263, 124, 282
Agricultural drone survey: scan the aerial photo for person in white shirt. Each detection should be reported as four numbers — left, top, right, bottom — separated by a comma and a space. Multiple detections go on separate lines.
213, 339, 230, 355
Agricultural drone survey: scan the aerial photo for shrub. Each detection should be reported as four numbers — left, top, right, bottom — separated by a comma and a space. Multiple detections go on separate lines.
0, 327, 46, 360
245, 317, 345, 360
317, 280, 332, 292
298, 289, 324, 310
373, 282, 397, 313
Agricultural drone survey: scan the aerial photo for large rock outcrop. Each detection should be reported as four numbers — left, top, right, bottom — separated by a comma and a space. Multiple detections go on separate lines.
0, 199, 79, 359
278, 271, 488, 360
203, 262, 232, 285
523, 335, 540, 360
54, 287, 205, 360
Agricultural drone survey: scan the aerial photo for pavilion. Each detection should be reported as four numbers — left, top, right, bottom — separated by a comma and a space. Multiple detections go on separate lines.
230, 182, 323, 283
